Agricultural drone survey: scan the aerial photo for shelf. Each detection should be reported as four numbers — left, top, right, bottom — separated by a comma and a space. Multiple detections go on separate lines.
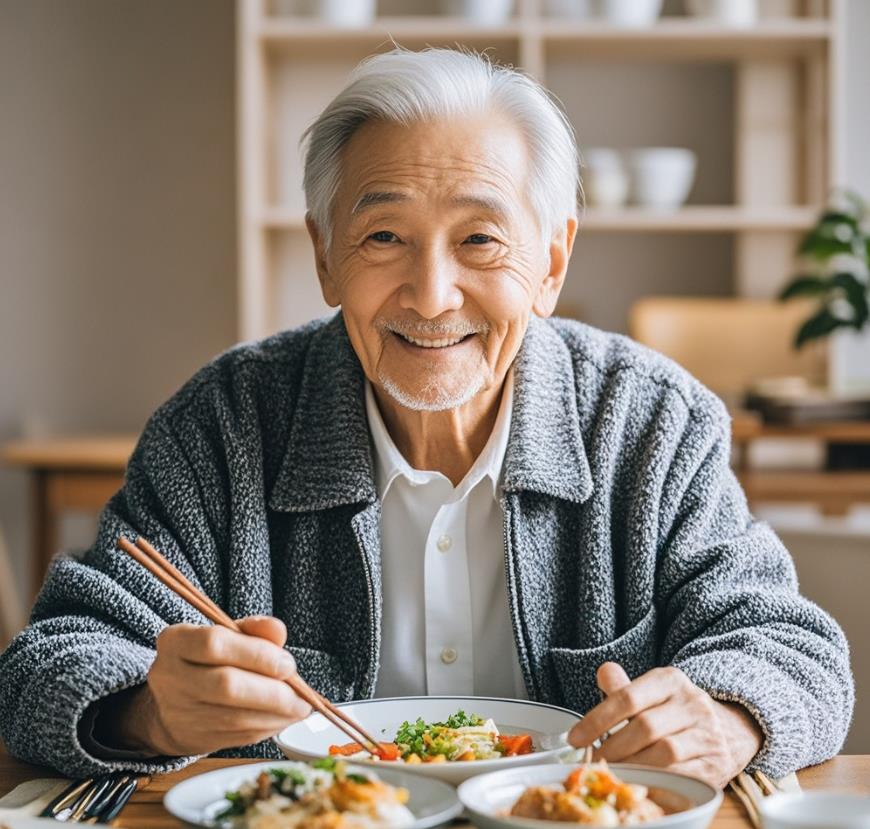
581, 206, 818, 232
259, 16, 522, 48
738, 469, 870, 515
260, 206, 818, 234
542, 19, 832, 60
258, 17, 831, 60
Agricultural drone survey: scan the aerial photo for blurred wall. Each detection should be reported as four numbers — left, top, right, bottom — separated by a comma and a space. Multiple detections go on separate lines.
0, 0, 237, 601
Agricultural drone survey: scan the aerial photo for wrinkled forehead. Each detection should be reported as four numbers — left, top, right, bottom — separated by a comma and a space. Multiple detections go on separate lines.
335, 115, 532, 215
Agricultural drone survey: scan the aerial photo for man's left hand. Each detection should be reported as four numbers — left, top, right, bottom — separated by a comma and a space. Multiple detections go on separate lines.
567, 662, 763, 789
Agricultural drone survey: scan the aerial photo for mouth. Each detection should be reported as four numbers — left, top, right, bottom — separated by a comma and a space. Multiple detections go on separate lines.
391, 331, 475, 350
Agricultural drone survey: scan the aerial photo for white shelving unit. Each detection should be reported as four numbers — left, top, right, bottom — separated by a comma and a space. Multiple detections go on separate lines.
237, 0, 842, 341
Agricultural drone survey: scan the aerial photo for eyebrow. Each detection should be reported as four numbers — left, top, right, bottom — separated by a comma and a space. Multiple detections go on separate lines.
351, 190, 512, 219
351, 191, 410, 214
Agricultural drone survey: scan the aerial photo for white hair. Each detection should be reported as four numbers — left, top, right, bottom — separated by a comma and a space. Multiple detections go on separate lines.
301, 47, 581, 250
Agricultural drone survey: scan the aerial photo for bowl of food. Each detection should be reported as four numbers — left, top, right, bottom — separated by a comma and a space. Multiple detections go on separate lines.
457, 761, 722, 828
275, 696, 580, 785
163, 758, 463, 828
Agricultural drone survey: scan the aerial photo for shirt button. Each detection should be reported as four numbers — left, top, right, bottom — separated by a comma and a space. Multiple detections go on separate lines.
440, 646, 458, 664
436, 534, 452, 552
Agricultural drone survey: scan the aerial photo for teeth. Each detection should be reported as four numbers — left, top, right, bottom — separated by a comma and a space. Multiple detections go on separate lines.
399, 333, 466, 348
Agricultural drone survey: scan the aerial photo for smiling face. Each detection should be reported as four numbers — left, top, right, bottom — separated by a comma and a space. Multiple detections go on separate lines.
307, 115, 577, 412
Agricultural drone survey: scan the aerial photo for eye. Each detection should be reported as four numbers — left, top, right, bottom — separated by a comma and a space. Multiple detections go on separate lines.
367, 230, 399, 243
465, 233, 495, 245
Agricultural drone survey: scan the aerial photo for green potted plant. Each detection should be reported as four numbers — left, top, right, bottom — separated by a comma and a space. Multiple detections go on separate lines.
779, 191, 870, 395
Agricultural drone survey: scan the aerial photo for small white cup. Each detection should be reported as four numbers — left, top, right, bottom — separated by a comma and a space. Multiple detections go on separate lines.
442, 0, 513, 25
315, 0, 375, 26
544, 0, 592, 18
686, 0, 758, 27
582, 148, 629, 208
594, 0, 663, 28
628, 147, 697, 209
760, 792, 870, 829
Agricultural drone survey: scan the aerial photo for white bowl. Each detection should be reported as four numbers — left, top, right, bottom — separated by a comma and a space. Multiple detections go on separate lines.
628, 147, 697, 210
759, 791, 870, 828
583, 148, 630, 208
594, 0, 663, 28
164, 760, 463, 828
686, 0, 757, 27
275, 696, 580, 786
442, 0, 513, 25
458, 762, 722, 829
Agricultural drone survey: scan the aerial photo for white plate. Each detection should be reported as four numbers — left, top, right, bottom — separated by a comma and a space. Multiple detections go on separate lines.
457, 762, 722, 829
163, 759, 462, 828
275, 696, 580, 786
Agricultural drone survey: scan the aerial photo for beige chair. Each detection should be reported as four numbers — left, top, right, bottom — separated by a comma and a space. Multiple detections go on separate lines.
628, 297, 827, 403
0, 524, 24, 648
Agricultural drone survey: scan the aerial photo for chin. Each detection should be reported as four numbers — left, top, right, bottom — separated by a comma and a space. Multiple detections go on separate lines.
377, 372, 487, 412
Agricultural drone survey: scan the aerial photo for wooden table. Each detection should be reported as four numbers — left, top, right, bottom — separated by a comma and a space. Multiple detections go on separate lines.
1, 751, 869, 828
1, 436, 137, 598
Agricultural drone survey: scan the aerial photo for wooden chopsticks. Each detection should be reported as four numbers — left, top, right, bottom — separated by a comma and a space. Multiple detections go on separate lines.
729, 770, 783, 828
116, 535, 384, 758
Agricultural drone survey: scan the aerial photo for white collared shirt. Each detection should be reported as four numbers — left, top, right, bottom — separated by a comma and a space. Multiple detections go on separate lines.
366, 373, 528, 700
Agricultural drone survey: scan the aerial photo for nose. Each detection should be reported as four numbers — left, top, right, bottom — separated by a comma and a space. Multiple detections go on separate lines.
397, 246, 464, 319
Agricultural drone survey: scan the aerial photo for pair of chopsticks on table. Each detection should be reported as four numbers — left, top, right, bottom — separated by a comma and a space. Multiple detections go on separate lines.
116, 535, 385, 758
729, 770, 782, 827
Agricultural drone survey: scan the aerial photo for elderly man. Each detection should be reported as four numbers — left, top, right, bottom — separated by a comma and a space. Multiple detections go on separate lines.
0, 48, 853, 787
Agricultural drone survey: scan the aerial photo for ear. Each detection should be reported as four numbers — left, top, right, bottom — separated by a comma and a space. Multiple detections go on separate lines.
532, 216, 578, 318
305, 213, 341, 307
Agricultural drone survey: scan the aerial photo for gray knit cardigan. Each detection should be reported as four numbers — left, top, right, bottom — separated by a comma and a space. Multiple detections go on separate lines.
0, 313, 853, 779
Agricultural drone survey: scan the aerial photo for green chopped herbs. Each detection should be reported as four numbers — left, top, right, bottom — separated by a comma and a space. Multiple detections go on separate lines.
216, 790, 247, 819
346, 773, 372, 784
312, 757, 338, 772
444, 710, 484, 729
392, 710, 491, 761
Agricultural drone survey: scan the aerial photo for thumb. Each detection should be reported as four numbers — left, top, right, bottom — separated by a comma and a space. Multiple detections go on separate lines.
597, 661, 631, 696
236, 615, 288, 648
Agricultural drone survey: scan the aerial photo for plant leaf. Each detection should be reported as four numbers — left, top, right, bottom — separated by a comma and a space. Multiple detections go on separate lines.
779, 275, 829, 300
828, 272, 870, 328
795, 308, 849, 348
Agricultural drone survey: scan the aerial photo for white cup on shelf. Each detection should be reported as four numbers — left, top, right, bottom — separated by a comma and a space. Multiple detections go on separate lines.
544, 0, 592, 18
442, 0, 513, 25
593, 0, 663, 28
628, 147, 697, 210
582, 148, 629, 208
686, 0, 758, 27
315, 0, 376, 26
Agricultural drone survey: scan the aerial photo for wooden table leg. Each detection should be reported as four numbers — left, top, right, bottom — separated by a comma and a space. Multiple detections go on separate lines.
30, 470, 58, 600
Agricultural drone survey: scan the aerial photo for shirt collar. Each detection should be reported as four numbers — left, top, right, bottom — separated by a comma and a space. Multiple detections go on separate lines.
269, 313, 592, 513
365, 369, 515, 502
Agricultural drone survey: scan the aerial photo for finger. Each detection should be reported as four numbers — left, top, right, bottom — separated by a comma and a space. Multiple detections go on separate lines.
237, 616, 288, 648
171, 703, 306, 735
173, 624, 297, 679
662, 757, 725, 790
616, 727, 705, 767
597, 662, 631, 696
194, 666, 313, 718
568, 668, 679, 748
597, 701, 693, 762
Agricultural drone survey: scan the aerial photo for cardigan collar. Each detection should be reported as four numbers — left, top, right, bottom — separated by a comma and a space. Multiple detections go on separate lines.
268, 313, 593, 513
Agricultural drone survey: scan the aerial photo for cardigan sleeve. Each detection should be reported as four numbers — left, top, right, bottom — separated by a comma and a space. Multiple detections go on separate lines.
0, 412, 225, 777
655, 408, 854, 778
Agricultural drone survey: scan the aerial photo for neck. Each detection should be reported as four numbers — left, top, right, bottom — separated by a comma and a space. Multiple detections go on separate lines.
372, 378, 508, 487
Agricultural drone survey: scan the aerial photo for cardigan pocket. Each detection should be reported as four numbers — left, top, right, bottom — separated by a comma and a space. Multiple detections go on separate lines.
547, 606, 659, 714
287, 645, 355, 702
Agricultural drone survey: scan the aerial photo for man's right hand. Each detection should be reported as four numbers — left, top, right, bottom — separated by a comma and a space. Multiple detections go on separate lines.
102, 616, 313, 757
